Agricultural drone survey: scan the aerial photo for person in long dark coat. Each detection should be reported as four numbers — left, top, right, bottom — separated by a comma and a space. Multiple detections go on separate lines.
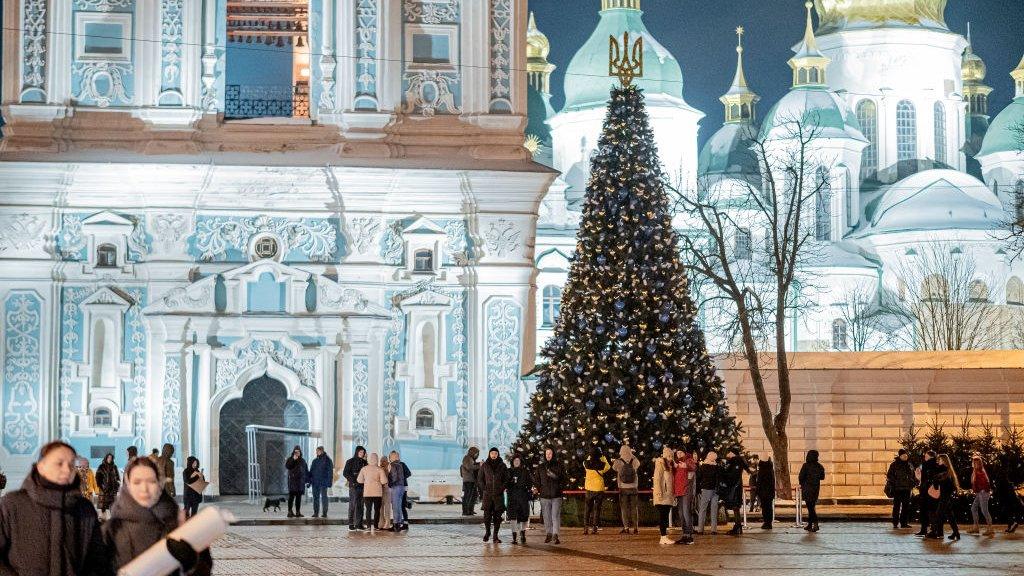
718, 448, 748, 535
104, 458, 212, 575
0, 441, 112, 576
285, 445, 309, 518
755, 458, 776, 530
95, 453, 120, 519
799, 450, 826, 532
995, 469, 1023, 533
927, 454, 961, 541
505, 454, 532, 545
182, 456, 204, 519
914, 450, 938, 536
477, 447, 508, 543
886, 449, 915, 529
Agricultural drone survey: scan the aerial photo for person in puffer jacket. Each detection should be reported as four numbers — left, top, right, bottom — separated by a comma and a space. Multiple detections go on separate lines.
532, 447, 565, 544
357, 453, 389, 532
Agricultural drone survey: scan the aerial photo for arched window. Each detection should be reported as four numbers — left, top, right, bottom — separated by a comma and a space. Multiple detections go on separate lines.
896, 100, 917, 178
730, 104, 740, 120
856, 100, 878, 180
1015, 180, 1024, 223
1007, 277, 1024, 305
542, 285, 562, 327
933, 102, 947, 166
413, 249, 434, 272
815, 167, 832, 241
415, 408, 435, 430
798, 69, 808, 85
741, 103, 751, 119
921, 274, 948, 302
809, 68, 819, 84
96, 244, 118, 268
93, 408, 112, 428
832, 318, 848, 350
735, 227, 752, 260
969, 280, 990, 303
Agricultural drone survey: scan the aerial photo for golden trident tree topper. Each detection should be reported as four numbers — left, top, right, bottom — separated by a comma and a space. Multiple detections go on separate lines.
609, 31, 644, 86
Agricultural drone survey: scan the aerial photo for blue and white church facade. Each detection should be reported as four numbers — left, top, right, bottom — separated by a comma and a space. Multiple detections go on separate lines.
0, 0, 555, 495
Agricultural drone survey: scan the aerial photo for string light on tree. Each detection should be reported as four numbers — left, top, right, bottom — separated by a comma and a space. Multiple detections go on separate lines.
513, 30, 743, 488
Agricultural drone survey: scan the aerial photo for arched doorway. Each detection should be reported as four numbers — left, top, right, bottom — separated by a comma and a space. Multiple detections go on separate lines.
218, 376, 309, 495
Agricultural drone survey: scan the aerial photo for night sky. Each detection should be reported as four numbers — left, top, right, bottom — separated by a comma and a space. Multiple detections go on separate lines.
528, 0, 1024, 147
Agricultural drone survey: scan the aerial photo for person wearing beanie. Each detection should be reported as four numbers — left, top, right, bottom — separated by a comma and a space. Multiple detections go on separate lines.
582, 447, 611, 535
505, 454, 532, 544
477, 447, 507, 543
695, 451, 721, 534
886, 448, 915, 529
652, 445, 676, 544
612, 444, 641, 534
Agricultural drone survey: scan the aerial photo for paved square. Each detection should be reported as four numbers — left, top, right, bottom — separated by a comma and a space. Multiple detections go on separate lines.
211, 523, 1024, 575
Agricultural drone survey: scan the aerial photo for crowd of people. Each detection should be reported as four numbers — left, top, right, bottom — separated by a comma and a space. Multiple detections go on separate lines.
452, 443, 828, 546
886, 448, 1024, 541
0, 441, 211, 575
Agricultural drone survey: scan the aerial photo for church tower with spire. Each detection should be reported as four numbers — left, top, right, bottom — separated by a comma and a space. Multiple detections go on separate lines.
525, 12, 557, 167
962, 25, 994, 176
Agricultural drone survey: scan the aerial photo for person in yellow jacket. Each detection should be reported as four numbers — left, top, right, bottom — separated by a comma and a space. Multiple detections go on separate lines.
76, 457, 99, 505
583, 447, 611, 535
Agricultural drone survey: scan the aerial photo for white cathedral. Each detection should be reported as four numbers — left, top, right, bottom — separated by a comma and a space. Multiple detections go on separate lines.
1, 0, 1023, 495
529, 0, 1024, 354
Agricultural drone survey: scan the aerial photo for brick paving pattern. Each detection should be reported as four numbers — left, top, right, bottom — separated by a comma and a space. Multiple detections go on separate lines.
211, 523, 1024, 575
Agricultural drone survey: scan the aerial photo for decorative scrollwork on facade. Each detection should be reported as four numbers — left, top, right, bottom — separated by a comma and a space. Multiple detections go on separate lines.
488, 0, 513, 113
161, 356, 182, 445
124, 288, 148, 446
20, 0, 47, 101
484, 298, 521, 454
73, 0, 132, 10
379, 220, 404, 265
403, 0, 459, 24
58, 288, 90, 441
149, 213, 190, 254
160, 0, 184, 95
160, 286, 213, 310
57, 215, 87, 260
483, 218, 522, 258
403, 70, 462, 117
0, 214, 46, 253
352, 356, 370, 447
443, 219, 469, 265
446, 290, 469, 446
73, 62, 134, 108
192, 215, 338, 263
349, 217, 382, 256
318, 55, 337, 112
215, 340, 317, 392
318, 283, 370, 311
355, 0, 380, 109
3, 292, 42, 455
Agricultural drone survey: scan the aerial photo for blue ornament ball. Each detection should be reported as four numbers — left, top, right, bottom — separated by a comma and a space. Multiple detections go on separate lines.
653, 440, 663, 451
616, 326, 628, 338
604, 432, 615, 443
573, 364, 584, 375
594, 385, 605, 396
658, 313, 670, 323
645, 341, 657, 354
615, 385, 626, 397
614, 299, 626, 311
596, 324, 606, 335
585, 400, 596, 411
597, 254, 607, 265
645, 409, 657, 422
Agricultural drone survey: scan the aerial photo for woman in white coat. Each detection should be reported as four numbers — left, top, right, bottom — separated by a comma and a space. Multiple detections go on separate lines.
653, 445, 676, 545
358, 453, 389, 533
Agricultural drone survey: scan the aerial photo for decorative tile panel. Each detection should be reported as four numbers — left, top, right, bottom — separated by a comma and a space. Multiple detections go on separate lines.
352, 356, 370, 447
20, 0, 48, 102
484, 298, 521, 454
3, 292, 43, 455
354, 0, 380, 110
488, 0, 513, 113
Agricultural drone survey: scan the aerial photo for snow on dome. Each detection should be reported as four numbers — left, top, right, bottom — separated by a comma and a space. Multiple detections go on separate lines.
760, 87, 865, 142
868, 169, 1002, 233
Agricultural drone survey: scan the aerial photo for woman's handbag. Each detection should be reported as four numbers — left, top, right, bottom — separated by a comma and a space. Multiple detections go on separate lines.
927, 485, 941, 500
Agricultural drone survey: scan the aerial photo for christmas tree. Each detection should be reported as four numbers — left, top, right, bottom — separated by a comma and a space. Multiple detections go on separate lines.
513, 81, 743, 488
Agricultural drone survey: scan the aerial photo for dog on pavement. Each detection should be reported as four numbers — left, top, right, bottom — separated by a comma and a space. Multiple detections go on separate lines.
263, 497, 285, 513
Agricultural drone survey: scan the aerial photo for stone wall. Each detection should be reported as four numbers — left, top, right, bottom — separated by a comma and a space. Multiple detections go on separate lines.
717, 351, 1024, 499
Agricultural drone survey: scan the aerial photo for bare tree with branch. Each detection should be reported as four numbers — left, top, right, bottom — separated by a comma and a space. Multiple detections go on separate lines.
670, 117, 831, 495
878, 242, 1005, 350
993, 120, 1024, 259
832, 282, 885, 351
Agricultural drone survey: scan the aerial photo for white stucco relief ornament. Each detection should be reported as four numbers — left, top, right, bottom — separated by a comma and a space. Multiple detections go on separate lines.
349, 217, 382, 256
403, 0, 458, 24
404, 71, 461, 117
483, 218, 522, 258
73, 62, 133, 108
0, 214, 46, 253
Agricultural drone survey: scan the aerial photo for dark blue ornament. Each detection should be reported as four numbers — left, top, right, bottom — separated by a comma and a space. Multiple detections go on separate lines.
597, 255, 607, 266
615, 385, 626, 397
645, 341, 657, 354
576, 448, 584, 457
604, 432, 615, 443
585, 400, 596, 411
659, 313, 670, 323
594, 385, 605, 396
646, 375, 657, 387
684, 394, 693, 406
616, 326, 628, 338
653, 440, 663, 451
646, 409, 657, 422
573, 364, 584, 375
596, 324, 606, 335
576, 318, 586, 329
614, 300, 625, 311
535, 422, 543, 432
617, 188, 629, 201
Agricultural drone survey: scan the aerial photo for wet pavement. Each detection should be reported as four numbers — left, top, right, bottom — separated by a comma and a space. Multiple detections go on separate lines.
211, 522, 1024, 575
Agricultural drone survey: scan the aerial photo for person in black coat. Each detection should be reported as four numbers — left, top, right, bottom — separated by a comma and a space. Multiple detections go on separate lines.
798, 450, 826, 532
477, 447, 508, 543
886, 449, 915, 529
285, 445, 309, 518
755, 458, 776, 529
914, 450, 938, 536
506, 454, 532, 545
342, 445, 367, 529
104, 458, 212, 575
718, 449, 748, 535
95, 453, 120, 520
182, 456, 204, 519
0, 441, 112, 576
927, 454, 961, 541
533, 448, 565, 544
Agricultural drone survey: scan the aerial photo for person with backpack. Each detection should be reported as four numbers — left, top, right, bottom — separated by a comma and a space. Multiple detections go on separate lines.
612, 444, 641, 534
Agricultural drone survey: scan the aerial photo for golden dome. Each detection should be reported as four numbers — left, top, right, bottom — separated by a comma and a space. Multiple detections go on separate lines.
526, 12, 550, 62
961, 31, 987, 83
814, 0, 948, 31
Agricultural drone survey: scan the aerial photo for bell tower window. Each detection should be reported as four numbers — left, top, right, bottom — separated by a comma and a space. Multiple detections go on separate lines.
96, 244, 118, 268
413, 249, 434, 273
